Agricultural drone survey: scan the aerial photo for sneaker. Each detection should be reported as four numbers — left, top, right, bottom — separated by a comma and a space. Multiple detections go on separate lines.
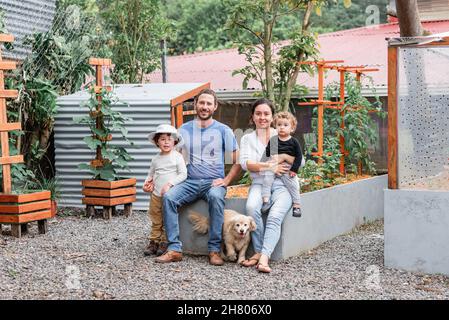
292, 207, 302, 218
261, 201, 273, 214
144, 240, 158, 256
156, 242, 168, 256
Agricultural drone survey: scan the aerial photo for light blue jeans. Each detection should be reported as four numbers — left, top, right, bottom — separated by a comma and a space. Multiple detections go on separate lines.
246, 178, 292, 258
163, 179, 226, 253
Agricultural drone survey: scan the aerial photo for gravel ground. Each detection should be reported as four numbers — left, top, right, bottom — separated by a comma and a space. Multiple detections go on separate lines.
0, 208, 448, 300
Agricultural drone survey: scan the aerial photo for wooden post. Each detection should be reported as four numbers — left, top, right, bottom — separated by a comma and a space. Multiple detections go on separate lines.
21, 223, 28, 234
317, 63, 324, 164
355, 71, 363, 175
0, 41, 11, 193
88, 58, 112, 168
95, 64, 103, 162
11, 224, 21, 238
339, 69, 346, 175
38, 220, 48, 234
175, 104, 183, 128
103, 206, 112, 220
387, 46, 399, 189
124, 203, 132, 217
86, 205, 95, 217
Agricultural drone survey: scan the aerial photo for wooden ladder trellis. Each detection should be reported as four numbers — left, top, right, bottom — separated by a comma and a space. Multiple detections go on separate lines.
0, 34, 51, 237
0, 34, 23, 193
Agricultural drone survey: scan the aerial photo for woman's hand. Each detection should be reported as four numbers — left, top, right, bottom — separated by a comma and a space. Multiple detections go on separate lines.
143, 178, 154, 193
269, 162, 290, 176
160, 182, 173, 196
272, 154, 294, 164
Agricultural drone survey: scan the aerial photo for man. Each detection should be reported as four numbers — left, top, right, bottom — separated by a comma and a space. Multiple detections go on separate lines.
154, 88, 241, 265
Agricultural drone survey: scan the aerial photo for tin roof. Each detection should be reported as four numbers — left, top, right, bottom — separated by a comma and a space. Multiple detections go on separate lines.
148, 20, 449, 92
57, 83, 209, 105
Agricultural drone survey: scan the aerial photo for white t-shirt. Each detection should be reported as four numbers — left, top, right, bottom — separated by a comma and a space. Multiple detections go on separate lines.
146, 150, 187, 197
239, 128, 277, 185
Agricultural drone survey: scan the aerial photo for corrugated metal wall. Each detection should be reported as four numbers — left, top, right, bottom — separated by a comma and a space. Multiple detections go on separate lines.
0, 0, 56, 60
55, 83, 207, 211
55, 99, 170, 211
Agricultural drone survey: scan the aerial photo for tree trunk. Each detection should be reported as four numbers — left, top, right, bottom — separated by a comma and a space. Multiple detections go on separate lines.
281, 1, 314, 112
263, 1, 275, 103
395, 0, 424, 37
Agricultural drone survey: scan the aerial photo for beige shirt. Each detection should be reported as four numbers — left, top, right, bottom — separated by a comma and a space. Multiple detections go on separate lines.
147, 150, 187, 197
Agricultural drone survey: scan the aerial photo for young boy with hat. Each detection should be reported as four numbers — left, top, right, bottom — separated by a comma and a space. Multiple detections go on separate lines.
143, 124, 187, 256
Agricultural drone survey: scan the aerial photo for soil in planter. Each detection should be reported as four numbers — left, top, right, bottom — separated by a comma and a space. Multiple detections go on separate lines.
225, 174, 373, 199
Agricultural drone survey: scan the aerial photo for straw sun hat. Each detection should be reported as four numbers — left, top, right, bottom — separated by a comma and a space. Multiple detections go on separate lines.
148, 124, 183, 146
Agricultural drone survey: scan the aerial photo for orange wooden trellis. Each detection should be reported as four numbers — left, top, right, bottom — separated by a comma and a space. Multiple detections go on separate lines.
297, 60, 379, 175
0, 34, 23, 193
88, 57, 112, 168
297, 60, 344, 167
0, 34, 52, 237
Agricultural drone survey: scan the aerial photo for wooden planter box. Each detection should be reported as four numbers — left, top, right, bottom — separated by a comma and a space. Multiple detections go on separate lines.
0, 190, 52, 238
81, 178, 136, 219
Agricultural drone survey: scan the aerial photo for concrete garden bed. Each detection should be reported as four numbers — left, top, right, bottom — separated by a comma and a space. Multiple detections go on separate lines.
384, 189, 449, 276
179, 174, 387, 260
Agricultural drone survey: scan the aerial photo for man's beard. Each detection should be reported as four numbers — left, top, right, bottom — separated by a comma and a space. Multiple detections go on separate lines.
197, 111, 213, 120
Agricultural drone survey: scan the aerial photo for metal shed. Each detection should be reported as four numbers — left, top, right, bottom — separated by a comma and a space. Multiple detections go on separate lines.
0, 0, 56, 60
55, 82, 209, 210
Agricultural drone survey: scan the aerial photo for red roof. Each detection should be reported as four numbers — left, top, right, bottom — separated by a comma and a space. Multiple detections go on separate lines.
148, 20, 449, 91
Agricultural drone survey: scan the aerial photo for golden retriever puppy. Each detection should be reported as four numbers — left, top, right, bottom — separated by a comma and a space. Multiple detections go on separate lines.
188, 209, 256, 264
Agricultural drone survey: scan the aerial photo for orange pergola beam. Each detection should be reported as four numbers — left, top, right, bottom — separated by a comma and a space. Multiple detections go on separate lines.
299, 60, 344, 66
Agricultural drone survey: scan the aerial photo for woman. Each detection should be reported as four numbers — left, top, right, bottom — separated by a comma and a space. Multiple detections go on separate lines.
239, 98, 294, 273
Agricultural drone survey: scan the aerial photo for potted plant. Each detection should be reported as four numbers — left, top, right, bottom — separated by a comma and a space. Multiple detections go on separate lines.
74, 83, 136, 219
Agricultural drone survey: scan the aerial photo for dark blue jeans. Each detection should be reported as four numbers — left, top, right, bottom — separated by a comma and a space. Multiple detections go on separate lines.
162, 179, 226, 253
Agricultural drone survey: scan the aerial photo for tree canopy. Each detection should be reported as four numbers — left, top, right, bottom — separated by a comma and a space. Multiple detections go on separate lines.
163, 0, 388, 55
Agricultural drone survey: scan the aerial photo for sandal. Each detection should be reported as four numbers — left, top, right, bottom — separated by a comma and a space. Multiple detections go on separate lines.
241, 254, 261, 267
256, 263, 272, 273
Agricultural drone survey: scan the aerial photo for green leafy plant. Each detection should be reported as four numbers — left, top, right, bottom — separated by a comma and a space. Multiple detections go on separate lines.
4, 6, 95, 182
296, 73, 386, 191
227, 0, 324, 111
324, 74, 386, 174
33, 176, 61, 201
238, 171, 252, 185
74, 85, 133, 181
99, 0, 172, 83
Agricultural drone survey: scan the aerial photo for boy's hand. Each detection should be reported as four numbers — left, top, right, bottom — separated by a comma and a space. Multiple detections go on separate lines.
289, 171, 297, 178
143, 179, 154, 193
160, 182, 173, 196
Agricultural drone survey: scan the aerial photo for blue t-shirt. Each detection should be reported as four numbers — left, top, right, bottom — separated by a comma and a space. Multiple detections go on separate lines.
179, 120, 238, 180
